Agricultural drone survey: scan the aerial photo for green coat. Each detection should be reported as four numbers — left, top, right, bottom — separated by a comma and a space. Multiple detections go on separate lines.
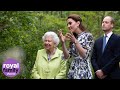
31, 48, 67, 79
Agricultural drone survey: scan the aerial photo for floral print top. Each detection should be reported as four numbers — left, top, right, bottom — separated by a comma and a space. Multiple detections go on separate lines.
67, 31, 94, 79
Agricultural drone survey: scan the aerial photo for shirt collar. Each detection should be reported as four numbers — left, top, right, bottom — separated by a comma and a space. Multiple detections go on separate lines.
104, 31, 113, 38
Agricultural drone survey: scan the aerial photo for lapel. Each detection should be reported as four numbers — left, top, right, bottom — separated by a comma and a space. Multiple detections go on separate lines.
96, 37, 104, 57
99, 37, 104, 55
42, 49, 48, 61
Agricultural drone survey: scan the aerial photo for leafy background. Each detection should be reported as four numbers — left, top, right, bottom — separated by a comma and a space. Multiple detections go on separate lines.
0, 11, 120, 79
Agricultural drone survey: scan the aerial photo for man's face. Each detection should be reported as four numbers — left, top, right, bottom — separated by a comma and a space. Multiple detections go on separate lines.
102, 16, 113, 32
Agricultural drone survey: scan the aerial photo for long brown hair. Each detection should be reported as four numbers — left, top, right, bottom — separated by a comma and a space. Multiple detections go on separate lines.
67, 14, 86, 48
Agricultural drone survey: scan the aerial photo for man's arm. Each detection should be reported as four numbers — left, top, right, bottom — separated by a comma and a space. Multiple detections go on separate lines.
102, 37, 120, 75
91, 42, 99, 72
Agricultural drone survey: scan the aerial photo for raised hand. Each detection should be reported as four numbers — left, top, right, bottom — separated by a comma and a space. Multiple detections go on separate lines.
58, 29, 66, 43
65, 31, 76, 43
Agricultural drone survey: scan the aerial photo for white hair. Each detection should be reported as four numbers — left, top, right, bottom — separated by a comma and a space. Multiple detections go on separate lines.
42, 31, 60, 47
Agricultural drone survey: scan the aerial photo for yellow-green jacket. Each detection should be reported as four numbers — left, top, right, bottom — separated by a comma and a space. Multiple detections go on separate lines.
31, 48, 67, 79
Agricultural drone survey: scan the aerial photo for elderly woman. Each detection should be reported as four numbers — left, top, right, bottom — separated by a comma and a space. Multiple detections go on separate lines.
31, 31, 67, 79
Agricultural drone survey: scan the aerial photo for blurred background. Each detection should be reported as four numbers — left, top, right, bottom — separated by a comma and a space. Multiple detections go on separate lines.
0, 11, 120, 79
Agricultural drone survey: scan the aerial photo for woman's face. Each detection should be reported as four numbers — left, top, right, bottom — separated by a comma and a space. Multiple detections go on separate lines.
44, 36, 55, 51
67, 18, 80, 33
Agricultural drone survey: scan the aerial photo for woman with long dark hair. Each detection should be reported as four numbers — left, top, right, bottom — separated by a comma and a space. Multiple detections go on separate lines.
59, 14, 94, 79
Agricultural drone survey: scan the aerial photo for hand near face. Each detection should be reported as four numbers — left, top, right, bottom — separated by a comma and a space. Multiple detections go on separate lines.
58, 30, 76, 43
58, 29, 66, 43
65, 31, 76, 43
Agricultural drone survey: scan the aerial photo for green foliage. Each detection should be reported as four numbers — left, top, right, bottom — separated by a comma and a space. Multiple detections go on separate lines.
0, 11, 67, 79
0, 11, 120, 79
